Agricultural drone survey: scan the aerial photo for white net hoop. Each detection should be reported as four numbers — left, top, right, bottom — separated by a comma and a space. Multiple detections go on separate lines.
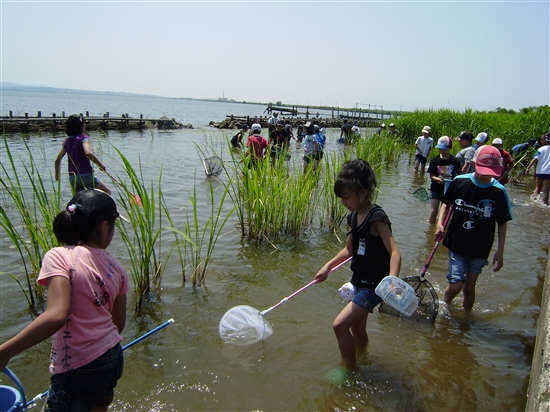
219, 305, 273, 346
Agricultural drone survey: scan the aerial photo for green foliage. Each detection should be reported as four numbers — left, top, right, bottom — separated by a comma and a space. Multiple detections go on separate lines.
0, 134, 62, 313
386, 106, 550, 149
224, 132, 405, 241
230, 155, 320, 240
179, 175, 235, 288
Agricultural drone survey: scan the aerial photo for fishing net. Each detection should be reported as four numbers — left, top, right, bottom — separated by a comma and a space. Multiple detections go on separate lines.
203, 156, 224, 177
379, 275, 438, 324
412, 187, 430, 201
219, 305, 273, 346
219, 259, 352, 346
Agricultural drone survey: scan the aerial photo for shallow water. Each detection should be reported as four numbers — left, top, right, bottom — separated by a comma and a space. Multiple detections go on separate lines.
1, 127, 549, 411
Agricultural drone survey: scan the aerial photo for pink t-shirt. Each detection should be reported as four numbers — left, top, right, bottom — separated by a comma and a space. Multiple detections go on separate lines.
38, 245, 129, 374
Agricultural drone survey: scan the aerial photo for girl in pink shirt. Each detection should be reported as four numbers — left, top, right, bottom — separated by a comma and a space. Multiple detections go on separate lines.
0, 189, 128, 411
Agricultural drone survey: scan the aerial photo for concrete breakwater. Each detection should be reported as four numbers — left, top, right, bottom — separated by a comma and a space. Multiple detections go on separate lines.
526, 246, 550, 411
210, 114, 384, 130
0, 111, 191, 133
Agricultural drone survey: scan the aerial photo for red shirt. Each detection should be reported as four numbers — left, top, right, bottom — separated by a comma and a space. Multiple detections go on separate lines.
247, 134, 268, 160
497, 148, 514, 184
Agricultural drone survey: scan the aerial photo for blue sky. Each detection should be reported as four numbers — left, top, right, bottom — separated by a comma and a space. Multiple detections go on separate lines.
1, 1, 548, 112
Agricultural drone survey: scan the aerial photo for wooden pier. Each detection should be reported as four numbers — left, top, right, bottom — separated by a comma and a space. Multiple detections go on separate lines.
211, 103, 391, 129
0, 111, 190, 133
263, 103, 391, 121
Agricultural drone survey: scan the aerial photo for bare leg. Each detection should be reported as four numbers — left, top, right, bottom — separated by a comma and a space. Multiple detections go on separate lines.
462, 272, 480, 310
444, 281, 464, 305
95, 181, 111, 195
333, 302, 369, 367
541, 179, 550, 205
429, 198, 440, 224
350, 312, 368, 363
534, 176, 543, 195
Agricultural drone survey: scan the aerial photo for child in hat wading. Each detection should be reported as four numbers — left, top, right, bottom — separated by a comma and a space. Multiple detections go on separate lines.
436, 146, 513, 311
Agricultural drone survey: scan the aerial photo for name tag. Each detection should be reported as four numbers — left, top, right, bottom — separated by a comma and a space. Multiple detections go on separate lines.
358, 239, 366, 256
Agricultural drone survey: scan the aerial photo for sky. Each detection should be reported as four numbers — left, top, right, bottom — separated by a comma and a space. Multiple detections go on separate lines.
1, 1, 548, 112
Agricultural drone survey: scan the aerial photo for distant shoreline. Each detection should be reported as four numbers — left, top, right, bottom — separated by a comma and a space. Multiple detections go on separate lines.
0, 83, 397, 115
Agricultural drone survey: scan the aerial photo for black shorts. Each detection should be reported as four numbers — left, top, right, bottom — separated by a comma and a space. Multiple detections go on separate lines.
415, 154, 427, 164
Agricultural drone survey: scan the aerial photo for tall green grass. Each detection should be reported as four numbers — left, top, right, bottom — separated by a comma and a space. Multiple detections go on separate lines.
385, 106, 550, 183
227, 154, 321, 240
111, 148, 194, 310
0, 134, 62, 313
318, 151, 347, 231
387, 106, 550, 148
222, 131, 404, 240
179, 176, 235, 287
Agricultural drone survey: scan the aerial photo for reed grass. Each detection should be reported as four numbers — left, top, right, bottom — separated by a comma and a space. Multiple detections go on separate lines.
354, 133, 407, 168
111, 147, 191, 310
229, 154, 321, 240
179, 175, 235, 287
317, 151, 347, 231
219, 129, 406, 241
0, 134, 62, 313
386, 106, 550, 148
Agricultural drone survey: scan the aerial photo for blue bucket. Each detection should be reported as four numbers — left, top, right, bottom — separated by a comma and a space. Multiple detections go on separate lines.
1, 368, 26, 412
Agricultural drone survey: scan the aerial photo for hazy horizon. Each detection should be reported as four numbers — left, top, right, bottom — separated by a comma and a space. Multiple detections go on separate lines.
2, 2, 548, 112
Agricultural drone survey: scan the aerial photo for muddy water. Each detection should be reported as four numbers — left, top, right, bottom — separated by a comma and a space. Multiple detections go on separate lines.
1, 129, 548, 411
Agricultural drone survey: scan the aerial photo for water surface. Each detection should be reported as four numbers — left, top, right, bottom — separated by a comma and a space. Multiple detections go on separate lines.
0, 94, 549, 411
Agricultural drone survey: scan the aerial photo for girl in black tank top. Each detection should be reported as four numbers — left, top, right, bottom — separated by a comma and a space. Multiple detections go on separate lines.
313, 160, 402, 368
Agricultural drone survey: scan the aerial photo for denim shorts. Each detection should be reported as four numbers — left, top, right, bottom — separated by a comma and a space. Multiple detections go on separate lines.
352, 288, 383, 312
447, 250, 488, 284
536, 173, 550, 180
69, 173, 100, 193
46, 343, 123, 412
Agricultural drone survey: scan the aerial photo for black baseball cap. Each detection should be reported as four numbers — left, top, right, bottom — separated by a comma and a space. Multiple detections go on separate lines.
67, 189, 128, 224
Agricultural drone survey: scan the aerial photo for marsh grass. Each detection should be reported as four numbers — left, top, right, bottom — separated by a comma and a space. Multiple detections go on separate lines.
229, 153, 321, 240
110, 147, 193, 309
0, 134, 62, 313
354, 133, 407, 167
179, 175, 235, 287
386, 106, 550, 148
220, 130, 406, 241
318, 151, 347, 231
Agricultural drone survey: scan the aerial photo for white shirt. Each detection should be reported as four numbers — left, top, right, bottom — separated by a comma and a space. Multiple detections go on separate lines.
415, 136, 433, 157
534, 145, 550, 174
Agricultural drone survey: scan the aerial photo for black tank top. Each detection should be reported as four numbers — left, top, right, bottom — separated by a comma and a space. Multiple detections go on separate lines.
347, 206, 392, 290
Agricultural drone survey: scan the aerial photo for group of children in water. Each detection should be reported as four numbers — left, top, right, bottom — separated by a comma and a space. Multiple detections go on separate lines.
0, 116, 544, 410
232, 114, 327, 173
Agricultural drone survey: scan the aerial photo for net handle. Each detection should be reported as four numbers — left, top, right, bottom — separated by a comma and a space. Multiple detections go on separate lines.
260, 256, 352, 316
420, 204, 454, 278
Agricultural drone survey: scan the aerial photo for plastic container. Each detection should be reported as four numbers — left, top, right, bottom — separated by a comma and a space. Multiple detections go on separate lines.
375, 276, 418, 316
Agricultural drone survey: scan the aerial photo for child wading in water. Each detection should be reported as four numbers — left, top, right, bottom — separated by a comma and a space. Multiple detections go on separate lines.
437, 145, 512, 310
55, 115, 111, 195
314, 159, 401, 369
0, 189, 129, 412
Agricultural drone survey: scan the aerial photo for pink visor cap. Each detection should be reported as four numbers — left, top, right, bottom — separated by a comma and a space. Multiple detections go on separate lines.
473, 146, 502, 177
